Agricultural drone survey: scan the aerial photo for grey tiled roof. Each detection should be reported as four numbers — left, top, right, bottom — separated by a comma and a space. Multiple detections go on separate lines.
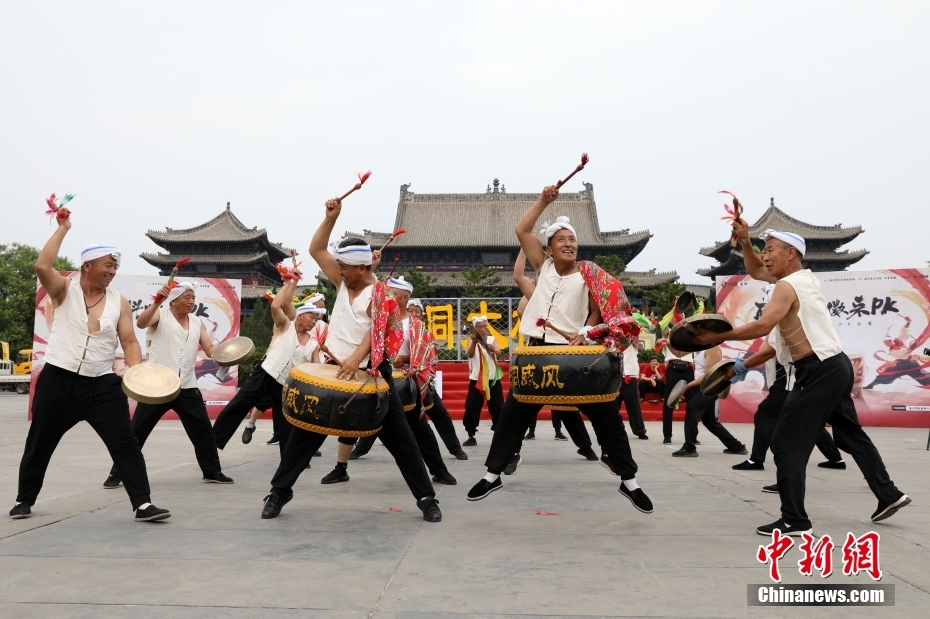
696, 247, 869, 277
684, 283, 713, 299
140, 252, 279, 267
352, 182, 652, 249
400, 268, 679, 291
145, 205, 293, 257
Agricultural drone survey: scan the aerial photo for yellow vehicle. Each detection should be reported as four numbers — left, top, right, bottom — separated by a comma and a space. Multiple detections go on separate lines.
0, 343, 32, 375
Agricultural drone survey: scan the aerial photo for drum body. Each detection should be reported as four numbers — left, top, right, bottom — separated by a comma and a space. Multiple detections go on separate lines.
282, 363, 390, 437
392, 370, 419, 412
510, 345, 621, 406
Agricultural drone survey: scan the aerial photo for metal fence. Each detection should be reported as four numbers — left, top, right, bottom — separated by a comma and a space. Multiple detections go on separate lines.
423, 297, 524, 362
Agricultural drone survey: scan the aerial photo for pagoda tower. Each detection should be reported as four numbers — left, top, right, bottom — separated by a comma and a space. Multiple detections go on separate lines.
141, 202, 293, 314
697, 198, 868, 280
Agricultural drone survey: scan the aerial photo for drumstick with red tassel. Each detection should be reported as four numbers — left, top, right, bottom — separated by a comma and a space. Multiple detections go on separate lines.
555, 153, 589, 189
377, 229, 406, 253
338, 171, 372, 201
45, 193, 76, 220
719, 190, 743, 248
535, 317, 576, 342
152, 257, 191, 301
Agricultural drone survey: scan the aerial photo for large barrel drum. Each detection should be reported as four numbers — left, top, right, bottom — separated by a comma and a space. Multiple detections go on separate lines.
282, 363, 390, 437
509, 345, 621, 406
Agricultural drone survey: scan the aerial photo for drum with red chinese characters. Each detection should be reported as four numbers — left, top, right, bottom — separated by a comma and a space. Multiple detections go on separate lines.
282, 363, 390, 438
510, 345, 621, 406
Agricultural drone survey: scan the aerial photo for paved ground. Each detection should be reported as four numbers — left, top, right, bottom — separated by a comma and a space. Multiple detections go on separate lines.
0, 392, 927, 618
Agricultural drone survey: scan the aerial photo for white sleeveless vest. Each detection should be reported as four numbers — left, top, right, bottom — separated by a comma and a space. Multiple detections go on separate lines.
261, 323, 316, 385
520, 257, 588, 344
45, 280, 122, 377
326, 283, 373, 368
772, 270, 843, 366
694, 350, 706, 377
147, 307, 201, 389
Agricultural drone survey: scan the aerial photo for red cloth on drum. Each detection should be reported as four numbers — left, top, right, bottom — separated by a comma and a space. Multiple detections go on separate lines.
579, 260, 640, 351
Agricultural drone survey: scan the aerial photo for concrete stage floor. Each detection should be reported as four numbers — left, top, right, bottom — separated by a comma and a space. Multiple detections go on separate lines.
0, 393, 927, 618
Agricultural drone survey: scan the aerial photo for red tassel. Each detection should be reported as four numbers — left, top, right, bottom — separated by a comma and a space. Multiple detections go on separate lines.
580, 153, 589, 166
392, 228, 407, 238
536, 510, 559, 516
357, 170, 372, 185
174, 257, 191, 269
317, 327, 328, 347
535, 317, 547, 328
388, 506, 403, 513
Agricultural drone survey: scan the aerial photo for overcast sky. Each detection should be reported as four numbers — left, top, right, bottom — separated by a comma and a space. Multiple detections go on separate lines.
2, 2, 928, 285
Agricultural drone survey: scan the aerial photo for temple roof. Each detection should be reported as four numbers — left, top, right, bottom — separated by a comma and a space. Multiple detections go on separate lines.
696, 247, 870, 278
395, 269, 679, 291
352, 181, 651, 253
140, 252, 280, 270
145, 203, 293, 258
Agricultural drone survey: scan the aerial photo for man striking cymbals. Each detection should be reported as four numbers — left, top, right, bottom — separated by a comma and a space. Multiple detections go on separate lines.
690, 227, 909, 534
466, 182, 653, 515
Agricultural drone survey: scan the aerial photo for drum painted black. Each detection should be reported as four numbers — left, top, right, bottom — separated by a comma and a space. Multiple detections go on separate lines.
282, 363, 390, 437
510, 345, 621, 406
392, 370, 419, 412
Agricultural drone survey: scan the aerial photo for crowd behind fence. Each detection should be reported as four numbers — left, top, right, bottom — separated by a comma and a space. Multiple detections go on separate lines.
424, 297, 523, 362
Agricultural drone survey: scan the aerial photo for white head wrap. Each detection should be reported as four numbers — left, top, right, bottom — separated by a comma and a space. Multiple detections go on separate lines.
407, 298, 424, 312
81, 244, 121, 267
471, 315, 488, 327
167, 281, 196, 304
296, 305, 325, 317
387, 276, 413, 294
330, 242, 373, 266
760, 229, 806, 257
306, 293, 325, 306
539, 216, 576, 243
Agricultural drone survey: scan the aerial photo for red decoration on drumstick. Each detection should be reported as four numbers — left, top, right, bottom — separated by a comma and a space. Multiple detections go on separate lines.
555, 153, 589, 189
719, 190, 743, 247
338, 170, 372, 201
152, 257, 191, 300
45, 193, 75, 220
535, 317, 576, 342
377, 229, 407, 253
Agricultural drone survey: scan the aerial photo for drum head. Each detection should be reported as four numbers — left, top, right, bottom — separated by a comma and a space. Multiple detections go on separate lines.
289, 362, 377, 387
213, 336, 255, 367
700, 359, 736, 397
122, 363, 181, 405
668, 314, 733, 353
665, 379, 688, 408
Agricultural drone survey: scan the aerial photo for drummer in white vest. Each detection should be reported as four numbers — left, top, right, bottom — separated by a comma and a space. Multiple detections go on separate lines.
260, 196, 441, 522
466, 184, 653, 515
10, 213, 170, 522
212, 274, 317, 456
102, 281, 233, 489
692, 227, 910, 534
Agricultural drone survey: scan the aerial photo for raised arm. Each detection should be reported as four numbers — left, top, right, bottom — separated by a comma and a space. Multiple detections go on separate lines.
694, 282, 797, 346
35, 215, 72, 306
309, 198, 344, 288
512, 249, 536, 298
515, 186, 559, 272
281, 271, 302, 321
269, 278, 296, 334
136, 284, 170, 329
117, 296, 143, 367
733, 218, 776, 284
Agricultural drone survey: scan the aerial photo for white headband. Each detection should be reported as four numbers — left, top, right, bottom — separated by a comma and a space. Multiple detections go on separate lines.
306, 293, 325, 305
760, 229, 806, 257
81, 244, 121, 267
167, 281, 195, 304
408, 299, 424, 312
472, 315, 488, 327
539, 216, 576, 243
387, 276, 413, 294
296, 305, 325, 316
330, 242, 373, 266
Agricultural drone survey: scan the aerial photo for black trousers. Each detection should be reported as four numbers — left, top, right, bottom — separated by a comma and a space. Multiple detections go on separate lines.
486, 390, 639, 480
463, 379, 503, 436
639, 378, 665, 400
18, 364, 151, 510
682, 392, 743, 452
518, 409, 591, 452
771, 353, 901, 529
269, 360, 435, 501
355, 388, 462, 458
619, 378, 647, 437
528, 411, 563, 433
213, 365, 290, 456
350, 397, 451, 476
662, 364, 694, 440
109, 388, 221, 477
748, 380, 842, 464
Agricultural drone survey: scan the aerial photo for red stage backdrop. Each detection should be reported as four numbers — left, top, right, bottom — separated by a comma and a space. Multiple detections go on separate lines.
29, 273, 241, 419
716, 268, 930, 428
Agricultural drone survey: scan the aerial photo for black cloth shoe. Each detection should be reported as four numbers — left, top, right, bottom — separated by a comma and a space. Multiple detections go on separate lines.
463, 436, 477, 447
636, 434, 648, 440
554, 432, 568, 441
203, 472, 234, 484
315, 450, 322, 457
417, 497, 442, 522
241, 424, 255, 444
619, 484, 653, 514
321, 465, 350, 484
261, 493, 291, 519
467, 477, 502, 501
872, 494, 911, 523
818, 460, 846, 470
134, 505, 171, 522
432, 471, 457, 485
672, 448, 698, 457
578, 447, 598, 461
599, 454, 619, 476
103, 474, 121, 489
503, 453, 522, 475
694, 440, 701, 445
663, 438, 672, 445
762, 484, 779, 494
733, 460, 764, 470
723, 445, 749, 455
756, 518, 811, 537
524, 430, 535, 440
9, 503, 31, 519
452, 450, 468, 460
348, 448, 363, 460
266, 435, 279, 445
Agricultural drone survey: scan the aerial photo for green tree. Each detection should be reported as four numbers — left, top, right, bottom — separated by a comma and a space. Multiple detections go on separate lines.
641, 281, 688, 317
453, 265, 502, 298
0, 244, 76, 353
239, 298, 274, 349
303, 278, 337, 314
401, 269, 439, 298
